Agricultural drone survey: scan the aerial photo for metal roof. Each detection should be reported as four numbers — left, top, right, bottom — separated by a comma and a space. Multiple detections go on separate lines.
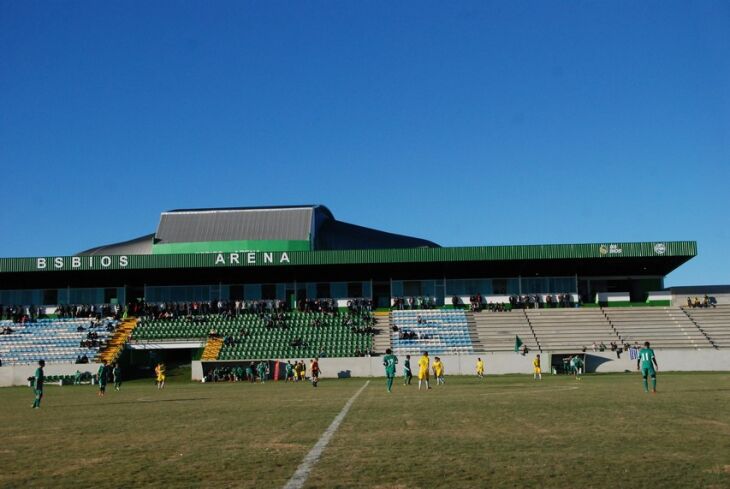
78, 234, 154, 256
155, 207, 315, 243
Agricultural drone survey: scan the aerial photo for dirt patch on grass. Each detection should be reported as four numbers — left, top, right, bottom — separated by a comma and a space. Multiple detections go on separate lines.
262, 441, 305, 450
691, 418, 730, 434
50, 456, 112, 476
371, 485, 419, 489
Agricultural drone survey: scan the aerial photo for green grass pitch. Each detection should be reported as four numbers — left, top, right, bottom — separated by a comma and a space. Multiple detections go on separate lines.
2, 372, 730, 488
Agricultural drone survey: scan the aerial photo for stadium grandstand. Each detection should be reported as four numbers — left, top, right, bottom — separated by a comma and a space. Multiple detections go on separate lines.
1, 204, 728, 384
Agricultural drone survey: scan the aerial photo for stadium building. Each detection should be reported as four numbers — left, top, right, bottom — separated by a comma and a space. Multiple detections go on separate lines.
2, 204, 727, 386
0, 205, 696, 307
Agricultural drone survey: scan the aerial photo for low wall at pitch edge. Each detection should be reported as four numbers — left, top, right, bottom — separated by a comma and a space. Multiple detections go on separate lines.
0, 363, 102, 387
193, 349, 730, 380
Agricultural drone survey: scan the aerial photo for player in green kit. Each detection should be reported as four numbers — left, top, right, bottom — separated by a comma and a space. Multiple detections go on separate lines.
113, 363, 122, 391
97, 363, 108, 397
32, 359, 45, 409
257, 361, 268, 383
382, 348, 398, 393
637, 341, 658, 393
285, 361, 294, 382
403, 355, 412, 385
246, 362, 255, 383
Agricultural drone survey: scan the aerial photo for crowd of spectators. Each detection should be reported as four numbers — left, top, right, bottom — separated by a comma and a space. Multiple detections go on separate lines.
0, 303, 122, 322
686, 295, 716, 308
55, 304, 121, 319
130, 297, 374, 321
508, 294, 577, 309
392, 297, 437, 310
391, 293, 580, 312
0, 305, 42, 322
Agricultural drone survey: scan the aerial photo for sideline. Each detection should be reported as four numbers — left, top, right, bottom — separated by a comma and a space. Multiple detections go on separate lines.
282, 380, 370, 489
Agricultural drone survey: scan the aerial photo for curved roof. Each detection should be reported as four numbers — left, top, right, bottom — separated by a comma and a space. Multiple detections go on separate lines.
79, 233, 154, 256
315, 219, 438, 250
78, 205, 438, 255
156, 207, 316, 244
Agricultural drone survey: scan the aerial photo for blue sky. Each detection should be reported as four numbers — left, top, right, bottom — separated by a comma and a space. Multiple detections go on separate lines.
0, 1, 728, 286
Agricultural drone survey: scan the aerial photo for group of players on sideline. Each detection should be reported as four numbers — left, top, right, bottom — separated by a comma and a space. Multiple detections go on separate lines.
204, 359, 323, 386
27, 343, 659, 408
381, 342, 657, 393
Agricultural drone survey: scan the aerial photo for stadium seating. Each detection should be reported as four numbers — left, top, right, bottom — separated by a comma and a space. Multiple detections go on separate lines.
525, 308, 619, 351
471, 310, 539, 352
605, 307, 713, 349
132, 311, 375, 359
679, 305, 730, 348
0, 318, 116, 366
391, 310, 474, 355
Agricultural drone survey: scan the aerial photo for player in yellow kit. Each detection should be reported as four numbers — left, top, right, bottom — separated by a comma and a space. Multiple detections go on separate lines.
432, 357, 445, 385
533, 354, 542, 380
155, 363, 166, 389
476, 358, 485, 378
418, 351, 431, 391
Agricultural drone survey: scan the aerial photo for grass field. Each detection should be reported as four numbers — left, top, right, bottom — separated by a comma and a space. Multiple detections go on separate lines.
2, 372, 730, 488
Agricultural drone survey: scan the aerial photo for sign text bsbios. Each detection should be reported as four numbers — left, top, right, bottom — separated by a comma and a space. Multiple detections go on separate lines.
37, 256, 129, 269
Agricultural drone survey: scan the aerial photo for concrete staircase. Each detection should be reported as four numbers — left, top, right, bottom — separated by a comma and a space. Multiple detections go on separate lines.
370, 311, 392, 354
605, 307, 714, 349
526, 308, 619, 352
471, 310, 539, 352
466, 313, 484, 350
681, 304, 730, 348
96, 318, 137, 364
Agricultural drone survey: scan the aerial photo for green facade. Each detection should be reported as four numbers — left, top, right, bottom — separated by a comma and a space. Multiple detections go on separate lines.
0, 241, 696, 274
151, 239, 311, 254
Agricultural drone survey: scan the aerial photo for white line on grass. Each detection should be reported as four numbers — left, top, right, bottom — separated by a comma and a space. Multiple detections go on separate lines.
282, 380, 370, 489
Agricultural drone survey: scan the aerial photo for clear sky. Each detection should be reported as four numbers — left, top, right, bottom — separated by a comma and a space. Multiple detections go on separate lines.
1, 1, 728, 286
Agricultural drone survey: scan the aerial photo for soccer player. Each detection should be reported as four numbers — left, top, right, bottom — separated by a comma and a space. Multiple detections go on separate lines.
382, 348, 398, 393
97, 362, 108, 397
403, 354, 413, 385
300, 360, 307, 381
418, 351, 431, 391
285, 361, 294, 382
257, 361, 268, 383
31, 359, 45, 409
533, 354, 542, 380
311, 358, 321, 387
246, 362, 255, 383
637, 341, 658, 393
476, 357, 485, 378
570, 355, 583, 380
113, 363, 122, 391
155, 363, 166, 389
432, 357, 445, 385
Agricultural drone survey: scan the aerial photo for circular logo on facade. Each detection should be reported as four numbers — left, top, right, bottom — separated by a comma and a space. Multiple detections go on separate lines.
599, 245, 608, 255
654, 243, 666, 255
